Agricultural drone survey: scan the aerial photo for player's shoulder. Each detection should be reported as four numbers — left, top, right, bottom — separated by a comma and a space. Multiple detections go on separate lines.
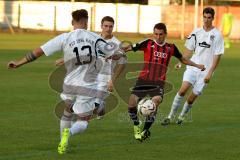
54, 32, 69, 39
194, 27, 203, 32
137, 38, 152, 44
165, 42, 178, 48
108, 36, 121, 44
186, 28, 202, 40
191, 28, 203, 35
211, 28, 223, 38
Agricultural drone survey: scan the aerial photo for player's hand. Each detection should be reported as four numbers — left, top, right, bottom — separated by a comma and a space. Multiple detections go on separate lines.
198, 64, 206, 71
107, 80, 114, 92
55, 58, 64, 66
204, 73, 212, 83
121, 45, 132, 52
7, 61, 19, 69
174, 62, 182, 70
110, 54, 121, 60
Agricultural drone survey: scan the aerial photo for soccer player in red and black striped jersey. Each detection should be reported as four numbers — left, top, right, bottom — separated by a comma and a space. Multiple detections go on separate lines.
124, 23, 205, 141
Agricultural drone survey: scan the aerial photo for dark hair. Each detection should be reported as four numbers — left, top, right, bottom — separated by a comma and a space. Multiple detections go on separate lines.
203, 7, 215, 18
101, 16, 115, 25
72, 9, 88, 22
154, 23, 167, 34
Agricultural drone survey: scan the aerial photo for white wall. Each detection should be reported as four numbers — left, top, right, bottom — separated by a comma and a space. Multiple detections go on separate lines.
19, 1, 55, 30
139, 5, 161, 33
117, 4, 139, 33
94, 3, 116, 32
0, 0, 162, 33
0, 1, 4, 23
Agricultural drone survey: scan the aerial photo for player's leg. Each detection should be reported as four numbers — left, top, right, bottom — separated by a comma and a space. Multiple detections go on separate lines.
162, 69, 196, 125
177, 74, 206, 124
141, 95, 162, 140
128, 94, 140, 125
143, 96, 161, 131
95, 100, 106, 119
60, 104, 73, 137
167, 82, 191, 119
95, 80, 109, 119
129, 79, 151, 141
59, 94, 75, 137
58, 115, 91, 154
176, 91, 198, 124
58, 97, 94, 154
128, 93, 142, 141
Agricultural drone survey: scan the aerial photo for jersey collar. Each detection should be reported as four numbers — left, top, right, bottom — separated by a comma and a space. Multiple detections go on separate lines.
154, 40, 166, 47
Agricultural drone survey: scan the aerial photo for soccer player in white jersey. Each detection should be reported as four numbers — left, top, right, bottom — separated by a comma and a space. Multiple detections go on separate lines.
162, 7, 224, 125
55, 16, 127, 119
95, 16, 127, 119
7, 9, 115, 154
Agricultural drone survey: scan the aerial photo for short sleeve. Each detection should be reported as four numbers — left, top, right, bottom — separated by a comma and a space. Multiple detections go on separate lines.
214, 35, 224, 55
173, 44, 183, 59
95, 38, 114, 58
40, 33, 66, 56
185, 31, 197, 51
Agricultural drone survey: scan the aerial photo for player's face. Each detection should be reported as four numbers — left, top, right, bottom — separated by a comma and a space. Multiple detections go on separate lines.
153, 28, 166, 44
101, 21, 114, 36
203, 13, 214, 28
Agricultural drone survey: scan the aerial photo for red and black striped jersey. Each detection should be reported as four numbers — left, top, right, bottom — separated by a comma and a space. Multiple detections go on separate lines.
132, 39, 182, 82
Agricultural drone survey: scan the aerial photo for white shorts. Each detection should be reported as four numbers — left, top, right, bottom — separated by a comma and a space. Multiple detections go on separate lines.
60, 93, 96, 116
183, 69, 207, 95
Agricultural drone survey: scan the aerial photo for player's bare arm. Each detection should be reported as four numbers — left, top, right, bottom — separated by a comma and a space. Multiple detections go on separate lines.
175, 48, 192, 69
8, 48, 44, 69
108, 63, 126, 92
204, 55, 222, 83
179, 56, 206, 71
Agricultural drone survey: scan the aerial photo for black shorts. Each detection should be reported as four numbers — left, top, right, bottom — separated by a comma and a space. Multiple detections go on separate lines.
131, 79, 164, 99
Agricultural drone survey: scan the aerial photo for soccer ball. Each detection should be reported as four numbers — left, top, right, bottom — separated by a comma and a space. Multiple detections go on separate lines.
137, 98, 156, 117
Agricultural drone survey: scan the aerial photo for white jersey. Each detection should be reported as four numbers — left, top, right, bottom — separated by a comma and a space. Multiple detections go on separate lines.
97, 36, 127, 83
185, 27, 224, 72
41, 29, 113, 88
109, 36, 127, 67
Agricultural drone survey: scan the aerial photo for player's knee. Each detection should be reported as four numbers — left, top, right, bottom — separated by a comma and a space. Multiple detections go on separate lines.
178, 91, 186, 97
128, 94, 138, 108
61, 109, 73, 121
187, 96, 197, 104
192, 90, 202, 96
187, 99, 194, 105
152, 96, 162, 106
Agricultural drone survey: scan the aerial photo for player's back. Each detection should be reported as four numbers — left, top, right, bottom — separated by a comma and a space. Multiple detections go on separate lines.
63, 29, 103, 66
62, 29, 108, 87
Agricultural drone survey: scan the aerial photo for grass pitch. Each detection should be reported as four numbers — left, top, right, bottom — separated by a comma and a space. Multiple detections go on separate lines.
0, 33, 240, 160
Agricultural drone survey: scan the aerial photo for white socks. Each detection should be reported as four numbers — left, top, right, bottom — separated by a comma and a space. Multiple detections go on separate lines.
60, 110, 72, 137
70, 121, 88, 136
179, 102, 192, 117
168, 93, 184, 119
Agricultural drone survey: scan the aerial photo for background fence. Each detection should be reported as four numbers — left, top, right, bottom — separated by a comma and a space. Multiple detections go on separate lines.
0, 0, 240, 39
